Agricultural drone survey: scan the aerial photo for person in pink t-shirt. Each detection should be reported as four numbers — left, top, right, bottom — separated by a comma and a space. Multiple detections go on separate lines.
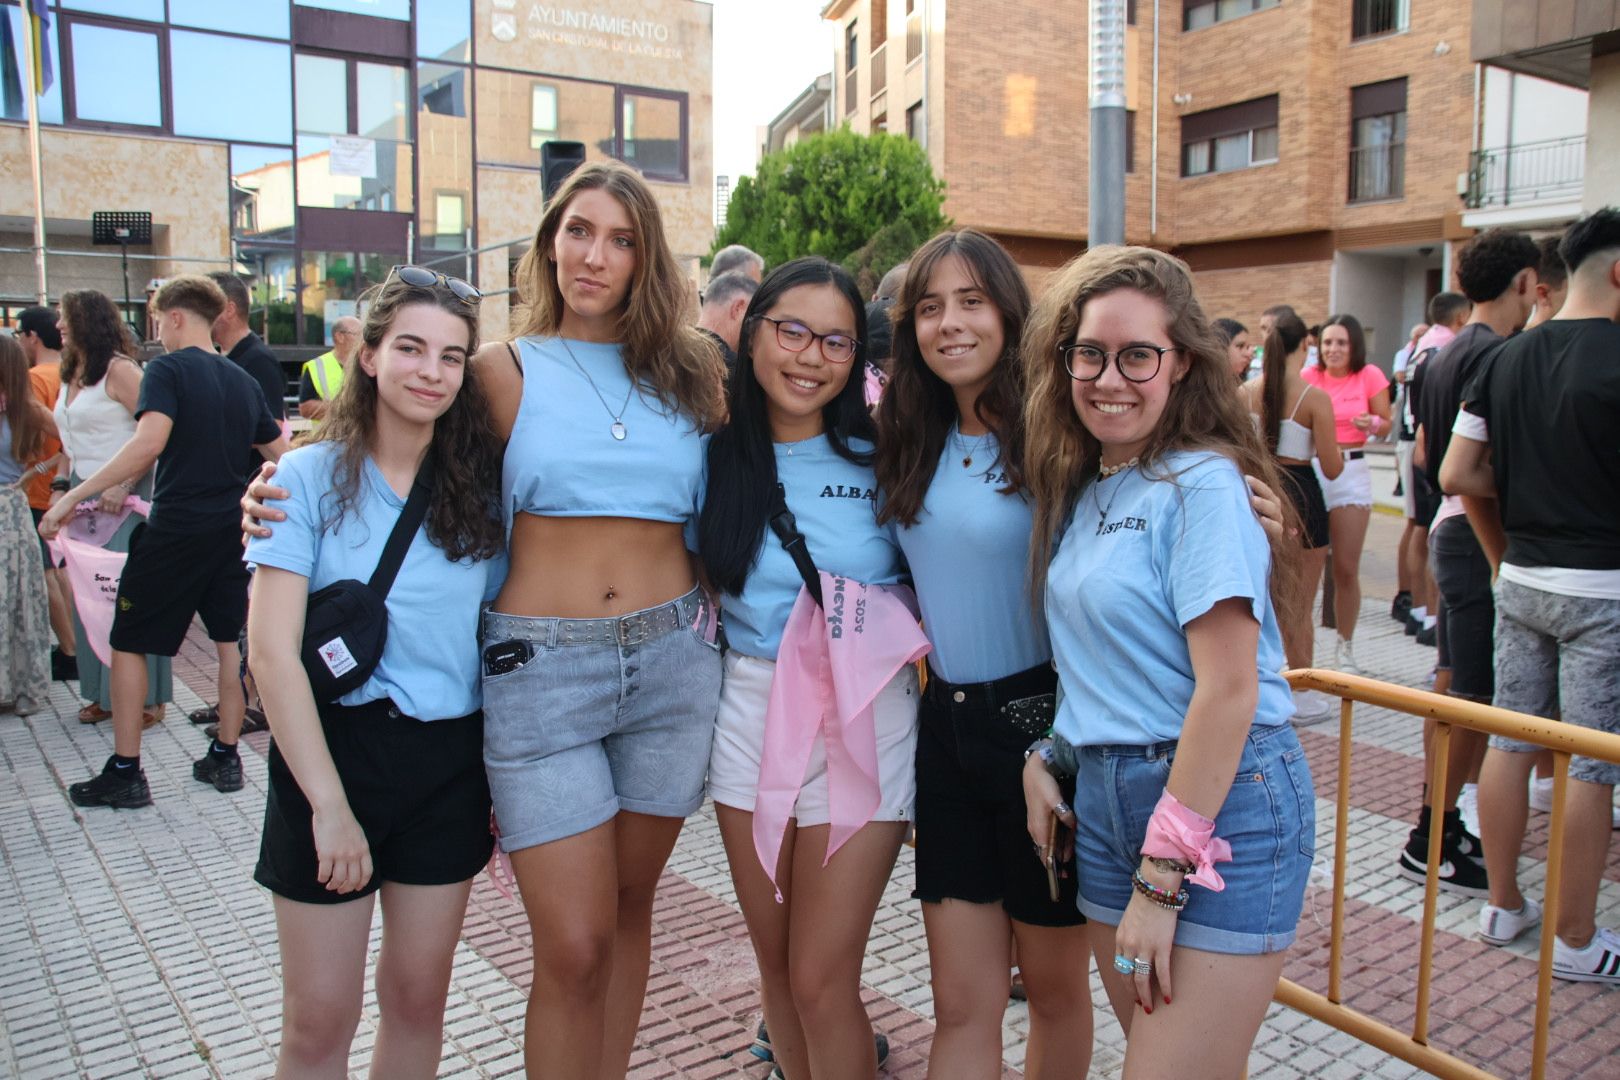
1301, 314, 1391, 673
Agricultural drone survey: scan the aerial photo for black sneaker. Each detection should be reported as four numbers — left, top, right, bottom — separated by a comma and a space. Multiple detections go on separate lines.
192, 751, 244, 793
203, 708, 268, 740
1405, 613, 1422, 636
1396, 830, 1489, 897
1391, 591, 1413, 622
69, 762, 152, 809
1446, 812, 1485, 864
51, 648, 78, 682
1415, 623, 1436, 647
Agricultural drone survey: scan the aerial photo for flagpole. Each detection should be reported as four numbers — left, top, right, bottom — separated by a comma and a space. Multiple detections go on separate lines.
20, 7, 48, 304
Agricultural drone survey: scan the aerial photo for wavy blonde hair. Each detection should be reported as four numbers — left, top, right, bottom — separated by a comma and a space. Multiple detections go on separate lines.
1021, 245, 1299, 610
511, 161, 725, 429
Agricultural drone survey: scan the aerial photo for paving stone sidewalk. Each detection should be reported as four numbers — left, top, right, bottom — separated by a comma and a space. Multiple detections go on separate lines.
3, 599, 1618, 1079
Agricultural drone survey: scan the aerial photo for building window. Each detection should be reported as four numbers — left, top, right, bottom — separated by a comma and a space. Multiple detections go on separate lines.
1181, 95, 1278, 176
295, 52, 414, 212
1126, 109, 1136, 173
1127, 0, 1138, 26
2, 6, 63, 123
64, 19, 164, 129
620, 90, 686, 181
431, 193, 466, 248
60, 0, 163, 21
294, 0, 409, 20
296, 53, 350, 136
906, 101, 924, 145
169, 0, 291, 38
1184, 0, 1279, 31
172, 32, 292, 144
845, 21, 859, 115
231, 144, 296, 241
418, 63, 472, 252
530, 84, 558, 148
416, 0, 471, 63
1349, 78, 1406, 202
1352, 0, 1408, 40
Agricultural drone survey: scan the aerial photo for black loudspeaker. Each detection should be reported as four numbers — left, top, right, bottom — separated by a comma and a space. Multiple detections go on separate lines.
540, 141, 587, 208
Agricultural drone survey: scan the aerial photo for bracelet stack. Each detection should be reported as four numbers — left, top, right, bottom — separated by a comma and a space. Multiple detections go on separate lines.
1131, 869, 1189, 911
1144, 855, 1194, 875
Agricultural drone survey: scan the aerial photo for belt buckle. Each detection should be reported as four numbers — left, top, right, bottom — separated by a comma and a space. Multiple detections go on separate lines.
618, 615, 643, 647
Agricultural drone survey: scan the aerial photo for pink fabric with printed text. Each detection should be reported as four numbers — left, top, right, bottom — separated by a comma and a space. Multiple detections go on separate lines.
46, 496, 151, 666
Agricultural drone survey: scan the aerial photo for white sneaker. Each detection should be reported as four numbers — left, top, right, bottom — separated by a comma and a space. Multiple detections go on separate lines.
1458, 783, 1481, 839
1333, 636, 1364, 676
1528, 776, 1620, 827
1478, 898, 1542, 946
1553, 926, 1620, 984
1291, 689, 1336, 725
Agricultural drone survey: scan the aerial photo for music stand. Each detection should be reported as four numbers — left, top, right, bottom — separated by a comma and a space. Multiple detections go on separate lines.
91, 211, 153, 333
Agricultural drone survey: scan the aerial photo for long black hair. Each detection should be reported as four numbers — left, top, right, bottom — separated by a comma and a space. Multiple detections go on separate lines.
698, 257, 873, 597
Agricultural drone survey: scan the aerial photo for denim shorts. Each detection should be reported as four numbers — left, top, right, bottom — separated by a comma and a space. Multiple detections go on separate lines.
1073, 721, 1316, 955
481, 587, 723, 852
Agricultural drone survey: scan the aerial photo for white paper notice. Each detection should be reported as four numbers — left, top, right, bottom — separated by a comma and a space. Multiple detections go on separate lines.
329, 136, 377, 179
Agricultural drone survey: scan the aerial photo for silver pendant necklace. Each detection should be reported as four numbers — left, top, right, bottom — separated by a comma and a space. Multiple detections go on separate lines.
560, 337, 633, 441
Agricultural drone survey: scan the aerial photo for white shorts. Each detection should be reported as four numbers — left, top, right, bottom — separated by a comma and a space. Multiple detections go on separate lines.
708, 651, 919, 825
1314, 454, 1373, 511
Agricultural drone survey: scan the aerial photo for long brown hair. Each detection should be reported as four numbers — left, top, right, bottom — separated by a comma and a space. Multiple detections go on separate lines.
1021, 246, 1299, 610
59, 289, 139, 388
1, 336, 47, 465
316, 278, 504, 563
875, 229, 1032, 526
511, 161, 726, 429
1260, 312, 1308, 453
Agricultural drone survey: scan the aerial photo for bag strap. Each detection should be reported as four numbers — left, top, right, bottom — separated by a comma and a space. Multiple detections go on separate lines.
766, 482, 822, 608
367, 457, 435, 598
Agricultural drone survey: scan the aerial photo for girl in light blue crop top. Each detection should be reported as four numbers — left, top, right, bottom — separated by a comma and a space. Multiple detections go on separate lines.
244, 268, 506, 1077
871, 229, 1093, 1077
694, 258, 911, 1079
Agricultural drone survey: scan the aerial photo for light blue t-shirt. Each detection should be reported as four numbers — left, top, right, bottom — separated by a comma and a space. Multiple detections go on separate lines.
245, 441, 502, 721
502, 336, 706, 526
1046, 450, 1294, 746
896, 429, 1049, 683
718, 434, 906, 659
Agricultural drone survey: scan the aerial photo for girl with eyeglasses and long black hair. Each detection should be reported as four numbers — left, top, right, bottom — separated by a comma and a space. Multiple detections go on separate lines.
245, 268, 505, 1079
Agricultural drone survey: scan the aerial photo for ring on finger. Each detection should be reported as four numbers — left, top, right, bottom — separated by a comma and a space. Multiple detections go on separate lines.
1112, 955, 1135, 976
1133, 957, 1152, 975
1054, 801, 1072, 817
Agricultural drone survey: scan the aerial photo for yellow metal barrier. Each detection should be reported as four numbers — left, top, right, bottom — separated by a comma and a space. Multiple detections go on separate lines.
1277, 669, 1620, 1080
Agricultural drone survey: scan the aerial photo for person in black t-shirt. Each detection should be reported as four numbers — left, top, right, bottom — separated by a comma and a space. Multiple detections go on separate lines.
1397, 227, 1539, 899
38, 275, 287, 812
210, 272, 288, 425
1444, 207, 1620, 982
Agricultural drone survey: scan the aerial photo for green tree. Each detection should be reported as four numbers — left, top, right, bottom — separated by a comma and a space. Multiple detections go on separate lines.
714, 128, 948, 277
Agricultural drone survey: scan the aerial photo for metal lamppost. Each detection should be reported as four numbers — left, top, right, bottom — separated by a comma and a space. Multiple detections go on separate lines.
1088, 0, 1128, 247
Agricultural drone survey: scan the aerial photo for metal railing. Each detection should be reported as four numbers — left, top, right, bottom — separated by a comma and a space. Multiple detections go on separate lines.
906, 11, 922, 63
871, 42, 888, 98
1348, 142, 1405, 202
845, 66, 858, 115
1465, 136, 1586, 210
1276, 669, 1620, 1080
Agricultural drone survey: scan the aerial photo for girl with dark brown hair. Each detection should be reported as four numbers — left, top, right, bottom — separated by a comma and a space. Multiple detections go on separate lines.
873, 229, 1093, 1079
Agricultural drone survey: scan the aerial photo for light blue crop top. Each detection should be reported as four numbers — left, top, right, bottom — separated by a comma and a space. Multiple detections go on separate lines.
502, 336, 706, 526
713, 435, 907, 660
896, 430, 1050, 683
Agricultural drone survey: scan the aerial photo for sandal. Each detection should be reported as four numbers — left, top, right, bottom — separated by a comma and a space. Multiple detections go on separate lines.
78, 703, 112, 724
142, 708, 163, 730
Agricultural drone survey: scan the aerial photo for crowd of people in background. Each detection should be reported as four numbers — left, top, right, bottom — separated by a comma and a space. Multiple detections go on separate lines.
3, 186, 1617, 1079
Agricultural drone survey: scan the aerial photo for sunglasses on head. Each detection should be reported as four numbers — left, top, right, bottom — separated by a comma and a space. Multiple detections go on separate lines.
386, 264, 482, 305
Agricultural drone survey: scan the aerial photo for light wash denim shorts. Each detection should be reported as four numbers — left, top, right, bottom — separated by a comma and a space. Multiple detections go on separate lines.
481, 586, 723, 852
1072, 721, 1316, 955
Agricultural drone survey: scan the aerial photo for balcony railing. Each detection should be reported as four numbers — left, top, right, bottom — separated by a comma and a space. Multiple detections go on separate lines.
1465, 135, 1586, 210
1348, 142, 1405, 202
871, 42, 887, 97
906, 11, 922, 63
844, 66, 857, 115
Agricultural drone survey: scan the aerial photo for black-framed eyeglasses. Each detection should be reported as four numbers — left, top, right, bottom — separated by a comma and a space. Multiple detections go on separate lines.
1060, 343, 1177, 383
757, 316, 860, 364
386, 264, 482, 305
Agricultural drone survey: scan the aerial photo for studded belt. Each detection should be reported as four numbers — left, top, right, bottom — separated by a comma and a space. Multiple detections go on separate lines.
482, 588, 705, 648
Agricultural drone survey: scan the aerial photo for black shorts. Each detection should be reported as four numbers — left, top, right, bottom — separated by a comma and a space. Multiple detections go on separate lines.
1279, 463, 1330, 550
1430, 516, 1494, 701
256, 700, 494, 905
29, 507, 59, 569
109, 521, 250, 657
1410, 466, 1441, 529
912, 663, 1084, 927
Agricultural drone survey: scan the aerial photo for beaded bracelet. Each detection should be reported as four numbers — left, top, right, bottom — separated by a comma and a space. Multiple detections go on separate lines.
1131, 869, 1189, 911
1143, 855, 1194, 875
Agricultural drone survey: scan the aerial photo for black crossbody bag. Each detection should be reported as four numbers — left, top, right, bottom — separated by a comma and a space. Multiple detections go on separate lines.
301, 459, 434, 703
767, 482, 823, 607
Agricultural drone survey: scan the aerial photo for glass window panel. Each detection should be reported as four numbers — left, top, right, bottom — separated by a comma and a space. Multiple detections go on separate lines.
1185, 3, 1214, 29
2, 6, 63, 124
235, 245, 302, 344
357, 61, 408, 140
302, 251, 393, 345
169, 0, 290, 38
1213, 132, 1248, 171
296, 53, 349, 135
620, 93, 683, 179
295, 135, 414, 212
419, 63, 469, 118
1184, 140, 1210, 175
418, 63, 472, 251
530, 84, 558, 148
477, 69, 614, 168
417, 0, 470, 62
294, 0, 410, 20
1216, 0, 1252, 19
173, 33, 291, 143
1251, 125, 1279, 163
60, 0, 163, 21
430, 192, 466, 248
69, 23, 161, 127
231, 145, 296, 240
